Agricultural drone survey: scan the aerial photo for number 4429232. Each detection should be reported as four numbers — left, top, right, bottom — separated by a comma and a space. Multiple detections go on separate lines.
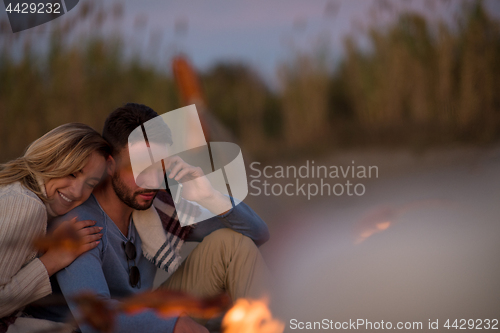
444, 319, 498, 330
5, 2, 61, 14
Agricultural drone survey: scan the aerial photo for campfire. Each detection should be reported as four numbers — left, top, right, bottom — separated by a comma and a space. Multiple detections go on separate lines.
33, 224, 284, 333
71, 291, 284, 333
222, 298, 284, 333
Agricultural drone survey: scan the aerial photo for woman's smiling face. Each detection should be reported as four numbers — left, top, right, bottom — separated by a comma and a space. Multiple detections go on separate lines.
44, 152, 107, 216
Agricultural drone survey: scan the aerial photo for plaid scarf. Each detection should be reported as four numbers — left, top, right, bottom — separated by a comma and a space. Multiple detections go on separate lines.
132, 191, 199, 272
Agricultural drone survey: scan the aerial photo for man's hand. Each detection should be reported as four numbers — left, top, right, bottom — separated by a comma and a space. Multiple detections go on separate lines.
164, 156, 232, 215
173, 316, 209, 333
165, 156, 214, 203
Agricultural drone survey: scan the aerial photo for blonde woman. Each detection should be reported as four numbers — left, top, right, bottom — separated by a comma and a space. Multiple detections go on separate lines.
0, 123, 111, 332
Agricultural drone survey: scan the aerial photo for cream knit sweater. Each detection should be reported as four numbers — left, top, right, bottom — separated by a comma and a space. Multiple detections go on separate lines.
0, 182, 51, 318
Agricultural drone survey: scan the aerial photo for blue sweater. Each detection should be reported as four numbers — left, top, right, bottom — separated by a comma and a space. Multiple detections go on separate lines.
26, 194, 269, 333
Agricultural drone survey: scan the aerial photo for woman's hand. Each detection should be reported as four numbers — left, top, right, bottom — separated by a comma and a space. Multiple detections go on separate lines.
38, 217, 102, 276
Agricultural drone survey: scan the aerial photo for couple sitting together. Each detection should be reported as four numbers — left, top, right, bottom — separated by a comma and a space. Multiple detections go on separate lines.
0, 103, 270, 333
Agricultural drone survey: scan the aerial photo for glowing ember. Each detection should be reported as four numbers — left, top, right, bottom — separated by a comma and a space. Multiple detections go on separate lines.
354, 200, 453, 244
376, 221, 391, 230
222, 298, 284, 333
354, 206, 396, 244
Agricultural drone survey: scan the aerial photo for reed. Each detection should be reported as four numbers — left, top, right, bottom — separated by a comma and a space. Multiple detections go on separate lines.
1, 0, 499, 161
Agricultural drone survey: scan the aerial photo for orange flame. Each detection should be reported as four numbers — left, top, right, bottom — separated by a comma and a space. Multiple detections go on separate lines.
33, 220, 84, 253
72, 290, 231, 332
222, 298, 284, 333
119, 290, 231, 318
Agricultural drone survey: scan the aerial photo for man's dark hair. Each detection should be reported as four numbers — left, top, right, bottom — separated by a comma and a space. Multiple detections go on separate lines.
102, 103, 172, 155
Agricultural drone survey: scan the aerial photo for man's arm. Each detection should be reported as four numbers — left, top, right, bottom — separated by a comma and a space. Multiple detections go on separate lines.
185, 199, 270, 246
165, 156, 270, 245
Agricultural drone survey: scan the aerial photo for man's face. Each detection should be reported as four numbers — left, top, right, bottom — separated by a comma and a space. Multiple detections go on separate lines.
111, 144, 164, 210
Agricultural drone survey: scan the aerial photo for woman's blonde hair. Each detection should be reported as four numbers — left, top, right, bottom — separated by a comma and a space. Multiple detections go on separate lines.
0, 123, 111, 201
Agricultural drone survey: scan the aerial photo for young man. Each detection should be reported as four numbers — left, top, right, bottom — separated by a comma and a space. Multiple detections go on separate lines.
27, 103, 270, 333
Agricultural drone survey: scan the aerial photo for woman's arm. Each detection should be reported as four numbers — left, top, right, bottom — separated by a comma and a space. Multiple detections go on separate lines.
0, 190, 52, 317
0, 187, 102, 317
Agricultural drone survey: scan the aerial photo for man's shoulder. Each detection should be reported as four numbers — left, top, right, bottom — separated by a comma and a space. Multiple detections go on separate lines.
60, 195, 107, 227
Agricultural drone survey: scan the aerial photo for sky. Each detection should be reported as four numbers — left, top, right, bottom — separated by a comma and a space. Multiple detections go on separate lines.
113, 0, 500, 84
3, 0, 500, 86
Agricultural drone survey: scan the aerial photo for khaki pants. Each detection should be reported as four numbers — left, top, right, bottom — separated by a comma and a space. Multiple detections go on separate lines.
160, 228, 270, 301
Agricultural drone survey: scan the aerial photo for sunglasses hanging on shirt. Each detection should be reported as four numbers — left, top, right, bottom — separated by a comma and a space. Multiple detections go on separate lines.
123, 240, 141, 288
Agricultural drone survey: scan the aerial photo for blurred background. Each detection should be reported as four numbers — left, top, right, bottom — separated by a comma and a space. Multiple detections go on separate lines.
1, 0, 500, 331
2, 0, 500, 161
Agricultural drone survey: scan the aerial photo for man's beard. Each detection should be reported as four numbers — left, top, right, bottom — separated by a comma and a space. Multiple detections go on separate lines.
111, 172, 158, 210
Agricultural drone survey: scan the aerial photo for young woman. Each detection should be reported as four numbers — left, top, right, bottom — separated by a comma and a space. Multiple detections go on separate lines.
0, 123, 111, 332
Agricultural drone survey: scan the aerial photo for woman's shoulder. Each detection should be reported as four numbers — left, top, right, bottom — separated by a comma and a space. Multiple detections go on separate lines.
0, 182, 47, 237
0, 182, 45, 211
0, 182, 47, 220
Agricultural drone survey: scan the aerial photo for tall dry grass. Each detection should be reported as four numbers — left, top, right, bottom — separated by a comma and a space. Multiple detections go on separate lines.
335, 1, 500, 146
0, 1, 179, 162
1, 0, 499, 162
